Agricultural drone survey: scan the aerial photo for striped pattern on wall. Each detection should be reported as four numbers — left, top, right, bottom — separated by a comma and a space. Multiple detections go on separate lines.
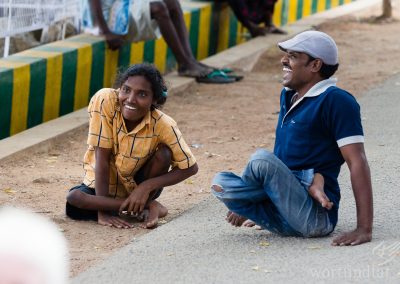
0, 0, 352, 139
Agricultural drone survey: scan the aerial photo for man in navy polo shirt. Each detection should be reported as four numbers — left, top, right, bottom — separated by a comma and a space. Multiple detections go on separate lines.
211, 31, 373, 246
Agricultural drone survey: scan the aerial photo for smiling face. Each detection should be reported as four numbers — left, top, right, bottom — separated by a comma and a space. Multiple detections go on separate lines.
281, 50, 320, 96
118, 75, 154, 132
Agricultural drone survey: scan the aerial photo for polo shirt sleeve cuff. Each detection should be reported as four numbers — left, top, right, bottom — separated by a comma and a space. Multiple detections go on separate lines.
337, 135, 365, 147
87, 136, 113, 148
172, 157, 197, 170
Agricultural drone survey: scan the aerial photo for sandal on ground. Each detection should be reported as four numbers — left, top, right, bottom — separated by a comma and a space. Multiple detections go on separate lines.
196, 70, 236, 84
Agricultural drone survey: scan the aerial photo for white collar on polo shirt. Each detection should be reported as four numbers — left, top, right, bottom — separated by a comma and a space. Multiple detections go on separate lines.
282, 78, 338, 124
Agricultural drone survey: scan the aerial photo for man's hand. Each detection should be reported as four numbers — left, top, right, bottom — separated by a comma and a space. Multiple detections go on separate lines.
104, 32, 125, 50
98, 211, 132, 229
119, 185, 150, 214
332, 227, 372, 246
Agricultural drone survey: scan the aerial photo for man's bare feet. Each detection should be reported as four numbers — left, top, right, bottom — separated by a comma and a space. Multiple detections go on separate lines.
243, 219, 255, 227
178, 61, 212, 78
308, 173, 333, 210
266, 25, 287, 35
140, 200, 168, 229
226, 211, 247, 227
248, 24, 268, 38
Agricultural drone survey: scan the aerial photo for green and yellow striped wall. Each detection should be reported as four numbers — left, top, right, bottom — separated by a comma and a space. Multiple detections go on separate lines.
0, 0, 352, 139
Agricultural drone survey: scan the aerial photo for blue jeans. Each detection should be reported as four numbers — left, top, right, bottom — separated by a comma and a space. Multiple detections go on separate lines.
211, 149, 333, 237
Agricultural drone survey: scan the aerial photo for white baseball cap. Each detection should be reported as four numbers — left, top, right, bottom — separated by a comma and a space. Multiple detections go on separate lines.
278, 31, 338, 65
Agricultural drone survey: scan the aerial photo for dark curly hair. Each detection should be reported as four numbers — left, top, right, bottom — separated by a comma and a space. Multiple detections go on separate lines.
114, 63, 168, 110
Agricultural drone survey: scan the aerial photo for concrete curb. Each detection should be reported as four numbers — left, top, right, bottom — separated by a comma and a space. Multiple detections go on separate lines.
0, 0, 380, 163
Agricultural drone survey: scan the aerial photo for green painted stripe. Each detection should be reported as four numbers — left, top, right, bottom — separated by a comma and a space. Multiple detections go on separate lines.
281, 0, 289, 26
0, 68, 13, 139
4, 56, 46, 128
297, 0, 304, 19
90, 41, 105, 98
339, 0, 344, 4
326, 0, 332, 9
189, 9, 200, 58
60, 50, 77, 115
27, 59, 46, 128
311, 0, 318, 14
228, 10, 238, 48
208, 3, 218, 56
143, 40, 155, 64
118, 43, 131, 72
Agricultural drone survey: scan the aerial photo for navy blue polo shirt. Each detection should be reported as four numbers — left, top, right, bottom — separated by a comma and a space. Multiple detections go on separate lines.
273, 79, 364, 226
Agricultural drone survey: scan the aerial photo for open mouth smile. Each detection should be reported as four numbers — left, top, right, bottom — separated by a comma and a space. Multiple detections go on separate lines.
283, 66, 292, 72
124, 104, 137, 111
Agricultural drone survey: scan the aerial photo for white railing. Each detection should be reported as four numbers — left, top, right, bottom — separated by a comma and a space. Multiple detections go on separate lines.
0, 0, 81, 57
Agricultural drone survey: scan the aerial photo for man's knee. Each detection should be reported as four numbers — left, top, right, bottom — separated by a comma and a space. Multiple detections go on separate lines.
163, 0, 181, 11
150, 1, 169, 19
250, 149, 274, 161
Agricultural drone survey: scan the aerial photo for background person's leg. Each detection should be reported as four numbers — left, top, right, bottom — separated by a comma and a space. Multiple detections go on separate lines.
162, 0, 196, 63
150, 1, 209, 77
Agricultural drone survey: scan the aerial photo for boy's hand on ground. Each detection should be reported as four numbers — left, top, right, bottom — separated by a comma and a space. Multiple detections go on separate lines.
119, 185, 150, 214
98, 211, 132, 229
331, 227, 372, 246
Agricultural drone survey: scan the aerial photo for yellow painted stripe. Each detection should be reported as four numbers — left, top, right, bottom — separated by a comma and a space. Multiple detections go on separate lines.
317, 0, 326, 12
104, 48, 119, 87
303, 0, 312, 17
236, 22, 246, 44
273, 0, 283, 27
154, 38, 167, 73
217, 6, 230, 52
10, 65, 30, 135
288, 0, 298, 23
184, 11, 191, 31
130, 42, 144, 64
74, 45, 92, 110
43, 55, 63, 121
197, 5, 211, 60
331, 0, 339, 6
18, 50, 63, 122
344, 0, 352, 3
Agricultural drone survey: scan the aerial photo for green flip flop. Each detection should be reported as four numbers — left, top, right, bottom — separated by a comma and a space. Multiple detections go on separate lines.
196, 70, 236, 84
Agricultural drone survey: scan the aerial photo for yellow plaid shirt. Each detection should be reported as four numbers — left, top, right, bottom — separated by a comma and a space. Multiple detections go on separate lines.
83, 88, 196, 198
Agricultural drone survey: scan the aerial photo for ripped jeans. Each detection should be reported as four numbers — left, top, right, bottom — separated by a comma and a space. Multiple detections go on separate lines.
211, 149, 333, 237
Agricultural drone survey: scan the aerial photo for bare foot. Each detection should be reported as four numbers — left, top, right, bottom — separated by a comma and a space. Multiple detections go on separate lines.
308, 173, 333, 210
178, 61, 211, 78
248, 24, 268, 38
243, 220, 262, 230
243, 220, 255, 227
267, 25, 287, 35
225, 211, 247, 227
140, 200, 168, 229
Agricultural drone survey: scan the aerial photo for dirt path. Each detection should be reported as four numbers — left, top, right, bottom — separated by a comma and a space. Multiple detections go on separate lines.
1, 3, 399, 277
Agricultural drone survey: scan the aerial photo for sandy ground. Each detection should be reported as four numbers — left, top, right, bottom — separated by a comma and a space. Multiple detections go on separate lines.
1, 3, 399, 277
